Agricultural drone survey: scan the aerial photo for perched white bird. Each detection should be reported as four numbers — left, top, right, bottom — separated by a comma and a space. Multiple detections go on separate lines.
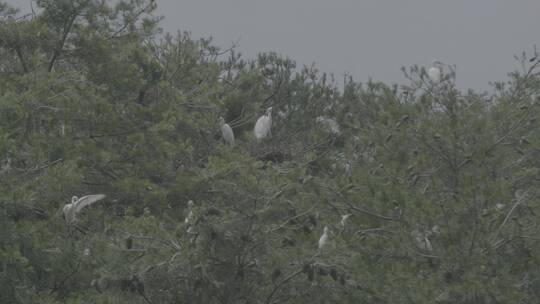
340, 214, 352, 227
420, 237, 433, 252
60, 121, 65, 137
218, 117, 235, 146
62, 194, 106, 224
254, 107, 273, 140
318, 226, 329, 251
185, 210, 193, 224
184, 200, 194, 225
316, 116, 341, 134
0, 157, 11, 174
428, 60, 443, 83
343, 161, 352, 176
431, 225, 441, 235
411, 227, 433, 252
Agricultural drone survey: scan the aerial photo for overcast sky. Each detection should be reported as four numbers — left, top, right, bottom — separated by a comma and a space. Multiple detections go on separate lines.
7, 0, 540, 92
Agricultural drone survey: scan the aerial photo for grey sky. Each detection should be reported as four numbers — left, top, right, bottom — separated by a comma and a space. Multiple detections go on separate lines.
7, 0, 540, 92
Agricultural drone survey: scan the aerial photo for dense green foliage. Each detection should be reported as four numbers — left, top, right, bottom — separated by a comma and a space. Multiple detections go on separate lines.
1, 1, 539, 303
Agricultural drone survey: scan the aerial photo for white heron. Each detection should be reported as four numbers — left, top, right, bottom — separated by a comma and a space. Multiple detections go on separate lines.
62, 194, 106, 224
420, 237, 433, 252
0, 157, 11, 174
254, 107, 273, 140
428, 60, 443, 83
60, 121, 65, 137
411, 226, 433, 252
340, 214, 352, 227
318, 226, 329, 251
218, 117, 235, 146
344, 160, 352, 176
430, 225, 441, 235
316, 116, 341, 134
184, 200, 194, 225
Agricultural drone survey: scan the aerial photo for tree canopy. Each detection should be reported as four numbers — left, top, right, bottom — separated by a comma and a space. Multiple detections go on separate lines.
1, 1, 539, 303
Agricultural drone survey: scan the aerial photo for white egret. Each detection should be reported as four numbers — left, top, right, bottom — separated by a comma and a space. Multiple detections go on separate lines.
423, 237, 433, 252
184, 210, 193, 225
316, 116, 341, 134
431, 225, 441, 235
254, 107, 273, 140
184, 201, 197, 237
344, 160, 352, 176
218, 117, 235, 146
428, 60, 443, 83
60, 121, 65, 137
340, 214, 352, 227
0, 157, 11, 174
318, 226, 329, 251
411, 226, 433, 252
415, 234, 433, 252
184, 200, 194, 225
62, 194, 106, 224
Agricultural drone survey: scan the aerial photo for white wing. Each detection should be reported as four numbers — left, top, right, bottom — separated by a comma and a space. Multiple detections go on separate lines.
73, 194, 106, 214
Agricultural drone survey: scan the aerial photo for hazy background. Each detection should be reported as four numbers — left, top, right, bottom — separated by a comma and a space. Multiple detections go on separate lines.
6, 0, 540, 92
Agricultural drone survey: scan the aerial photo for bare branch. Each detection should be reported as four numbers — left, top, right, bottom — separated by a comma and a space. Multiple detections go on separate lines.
266, 206, 315, 233
265, 268, 304, 304
14, 45, 28, 73
48, 13, 78, 72
343, 200, 400, 221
